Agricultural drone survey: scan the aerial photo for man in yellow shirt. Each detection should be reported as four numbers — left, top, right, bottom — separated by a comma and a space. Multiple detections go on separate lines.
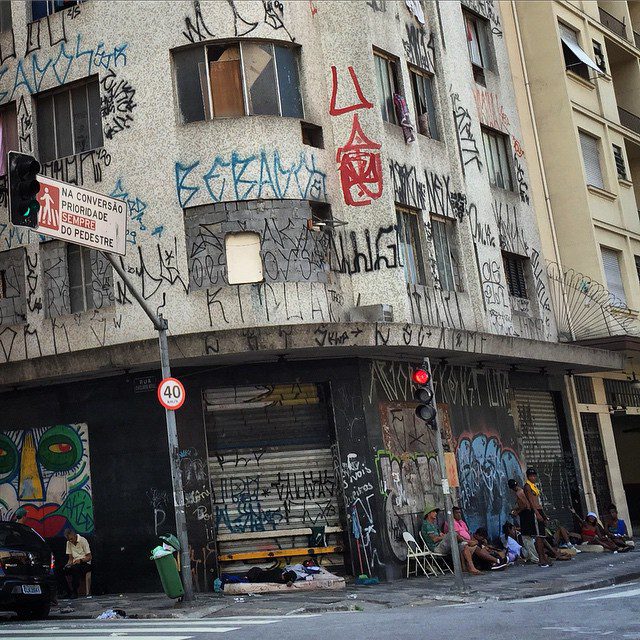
63, 528, 92, 599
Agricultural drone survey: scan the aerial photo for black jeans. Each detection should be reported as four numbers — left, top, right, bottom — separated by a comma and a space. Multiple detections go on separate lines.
64, 561, 91, 594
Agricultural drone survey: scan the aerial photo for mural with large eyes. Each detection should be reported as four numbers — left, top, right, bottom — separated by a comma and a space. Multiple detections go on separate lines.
0, 424, 93, 538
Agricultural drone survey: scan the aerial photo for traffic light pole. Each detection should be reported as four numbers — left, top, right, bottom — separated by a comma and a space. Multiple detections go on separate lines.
425, 358, 466, 593
102, 252, 194, 603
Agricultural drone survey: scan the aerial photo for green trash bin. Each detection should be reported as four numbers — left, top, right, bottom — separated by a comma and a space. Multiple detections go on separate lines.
151, 548, 184, 599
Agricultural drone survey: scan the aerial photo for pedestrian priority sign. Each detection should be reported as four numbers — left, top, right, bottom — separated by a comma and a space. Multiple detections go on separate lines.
35, 174, 127, 256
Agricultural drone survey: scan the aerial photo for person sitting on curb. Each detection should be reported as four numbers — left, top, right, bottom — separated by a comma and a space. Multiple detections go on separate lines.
473, 527, 509, 569
444, 507, 507, 570
502, 522, 526, 564
602, 504, 634, 547
570, 508, 631, 552
421, 506, 481, 575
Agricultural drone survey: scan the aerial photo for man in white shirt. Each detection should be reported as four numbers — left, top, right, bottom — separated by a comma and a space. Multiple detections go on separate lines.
63, 529, 92, 598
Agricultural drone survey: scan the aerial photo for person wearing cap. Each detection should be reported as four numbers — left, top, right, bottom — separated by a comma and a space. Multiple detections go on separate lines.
570, 508, 631, 552
511, 474, 551, 567
421, 506, 481, 575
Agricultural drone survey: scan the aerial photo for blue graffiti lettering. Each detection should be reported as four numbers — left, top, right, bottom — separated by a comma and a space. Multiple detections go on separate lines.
175, 150, 327, 209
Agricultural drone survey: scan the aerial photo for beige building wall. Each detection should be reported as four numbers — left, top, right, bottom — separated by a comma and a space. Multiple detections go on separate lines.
504, 0, 640, 531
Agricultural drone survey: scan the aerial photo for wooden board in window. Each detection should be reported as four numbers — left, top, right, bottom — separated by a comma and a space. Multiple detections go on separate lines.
209, 46, 244, 117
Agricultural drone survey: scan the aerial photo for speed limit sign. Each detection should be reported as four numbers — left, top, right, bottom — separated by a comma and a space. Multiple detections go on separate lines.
157, 377, 186, 410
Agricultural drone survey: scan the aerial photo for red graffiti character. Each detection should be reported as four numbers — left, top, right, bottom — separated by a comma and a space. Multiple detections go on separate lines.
329, 66, 373, 116
336, 114, 383, 207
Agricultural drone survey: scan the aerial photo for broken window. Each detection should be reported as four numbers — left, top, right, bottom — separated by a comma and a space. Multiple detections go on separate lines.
463, 10, 492, 85
0, 101, 19, 176
174, 41, 303, 123
409, 67, 439, 140
31, 0, 79, 21
225, 232, 263, 285
36, 76, 103, 162
374, 50, 399, 125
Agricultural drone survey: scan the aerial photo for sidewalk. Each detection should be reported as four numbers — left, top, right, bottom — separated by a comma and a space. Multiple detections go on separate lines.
47, 550, 640, 620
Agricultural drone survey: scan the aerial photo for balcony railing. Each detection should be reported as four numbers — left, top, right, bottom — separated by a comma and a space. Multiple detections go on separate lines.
599, 7, 627, 39
635, 31, 640, 49
619, 106, 640, 135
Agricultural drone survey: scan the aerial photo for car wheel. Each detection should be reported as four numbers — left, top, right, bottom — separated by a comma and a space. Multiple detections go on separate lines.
23, 603, 50, 620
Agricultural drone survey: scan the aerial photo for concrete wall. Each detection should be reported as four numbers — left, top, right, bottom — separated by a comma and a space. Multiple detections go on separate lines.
0, 0, 557, 371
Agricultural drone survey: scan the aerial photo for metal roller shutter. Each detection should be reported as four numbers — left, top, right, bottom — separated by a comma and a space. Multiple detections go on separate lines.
204, 383, 345, 572
579, 131, 604, 189
512, 390, 573, 528
600, 247, 627, 305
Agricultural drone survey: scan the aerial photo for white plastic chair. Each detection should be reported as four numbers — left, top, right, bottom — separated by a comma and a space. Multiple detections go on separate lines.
419, 530, 454, 575
402, 531, 434, 578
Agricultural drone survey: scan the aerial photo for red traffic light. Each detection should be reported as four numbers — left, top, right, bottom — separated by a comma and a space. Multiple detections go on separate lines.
412, 369, 430, 385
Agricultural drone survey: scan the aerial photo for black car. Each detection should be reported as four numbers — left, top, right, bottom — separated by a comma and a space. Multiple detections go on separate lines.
0, 522, 56, 619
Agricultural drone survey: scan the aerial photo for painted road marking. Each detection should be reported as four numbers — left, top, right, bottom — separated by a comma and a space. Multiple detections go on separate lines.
587, 586, 640, 601
507, 582, 631, 603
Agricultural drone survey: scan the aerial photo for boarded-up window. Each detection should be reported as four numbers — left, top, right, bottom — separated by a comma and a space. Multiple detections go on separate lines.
579, 131, 604, 189
208, 44, 244, 118
601, 246, 627, 306
225, 232, 263, 285
174, 41, 303, 123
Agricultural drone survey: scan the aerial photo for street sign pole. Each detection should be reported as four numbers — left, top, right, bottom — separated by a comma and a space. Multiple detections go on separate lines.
103, 252, 194, 603
425, 357, 466, 593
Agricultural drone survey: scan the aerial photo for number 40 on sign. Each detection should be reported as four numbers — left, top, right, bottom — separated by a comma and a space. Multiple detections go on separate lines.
157, 377, 186, 410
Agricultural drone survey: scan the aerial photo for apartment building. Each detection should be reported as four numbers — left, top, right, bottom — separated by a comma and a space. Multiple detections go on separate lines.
506, 0, 640, 532
0, 0, 621, 590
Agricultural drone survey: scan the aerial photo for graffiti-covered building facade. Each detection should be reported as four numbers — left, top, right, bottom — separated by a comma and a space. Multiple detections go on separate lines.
0, 0, 622, 590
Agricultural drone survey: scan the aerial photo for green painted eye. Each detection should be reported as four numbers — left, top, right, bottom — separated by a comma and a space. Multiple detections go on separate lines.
0, 434, 18, 480
37, 425, 82, 472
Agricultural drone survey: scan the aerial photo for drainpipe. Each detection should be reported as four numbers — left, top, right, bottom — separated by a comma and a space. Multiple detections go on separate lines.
511, 1, 575, 342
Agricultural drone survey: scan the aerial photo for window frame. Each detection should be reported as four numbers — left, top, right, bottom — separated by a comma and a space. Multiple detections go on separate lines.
612, 144, 627, 181
174, 40, 304, 124
0, 269, 6, 300
579, 130, 605, 190
67, 244, 95, 314
558, 22, 599, 81
374, 48, 399, 125
600, 245, 627, 307
0, 1, 12, 32
430, 215, 461, 292
36, 75, 103, 163
463, 10, 492, 84
31, 0, 79, 22
502, 251, 529, 300
396, 206, 427, 286
481, 127, 514, 191
0, 101, 19, 177
408, 65, 439, 140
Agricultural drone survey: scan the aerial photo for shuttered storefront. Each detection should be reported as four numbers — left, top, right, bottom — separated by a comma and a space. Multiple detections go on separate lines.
204, 383, 345, 572
512, 389, 573, 527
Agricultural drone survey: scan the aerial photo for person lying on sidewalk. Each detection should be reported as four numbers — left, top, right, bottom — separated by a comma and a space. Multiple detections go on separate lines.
570, 508, 631, 552
545, 518, 581, 552
602, 504, 634, 547
444, 507, 508, 571
421, 505, 482, 575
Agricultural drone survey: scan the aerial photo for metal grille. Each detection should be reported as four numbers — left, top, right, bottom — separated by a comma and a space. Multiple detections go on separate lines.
513, 390, 572, 528
204, 383, 344, 571
604, 378, 640, 407
599, 7, 627, 39
503, 252, 527, 298
574, 376, 596, 404
580, 413, 612, 514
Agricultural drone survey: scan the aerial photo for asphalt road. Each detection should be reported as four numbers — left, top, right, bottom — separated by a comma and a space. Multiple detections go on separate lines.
2, 581, 639, 639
